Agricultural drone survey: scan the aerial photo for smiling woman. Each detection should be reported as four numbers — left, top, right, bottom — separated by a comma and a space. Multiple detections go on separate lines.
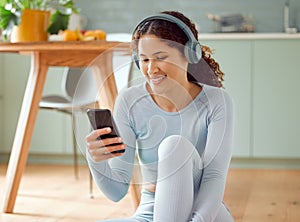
86, 10, 235, 222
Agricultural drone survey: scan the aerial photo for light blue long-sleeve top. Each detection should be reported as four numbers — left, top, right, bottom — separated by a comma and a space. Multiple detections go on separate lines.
87, 82, 234, 220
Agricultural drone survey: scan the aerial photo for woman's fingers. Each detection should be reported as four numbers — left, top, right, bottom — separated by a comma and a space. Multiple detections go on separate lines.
106, 143, 126, 154
87, 140, 125, 153
89, 148, 116, 161
88, 143, 125, 161
86, 128, 126, 162
87, 136, 123, 149
86, 128, 111, 142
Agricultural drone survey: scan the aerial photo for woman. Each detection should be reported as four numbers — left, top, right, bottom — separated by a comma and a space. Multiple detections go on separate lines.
86, 10, 234, 222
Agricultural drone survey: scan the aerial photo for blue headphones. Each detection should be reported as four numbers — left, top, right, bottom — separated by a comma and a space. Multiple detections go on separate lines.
132, 13, 202, 68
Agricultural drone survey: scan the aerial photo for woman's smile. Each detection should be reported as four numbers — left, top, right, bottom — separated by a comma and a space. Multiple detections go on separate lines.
149, 75, 167, 85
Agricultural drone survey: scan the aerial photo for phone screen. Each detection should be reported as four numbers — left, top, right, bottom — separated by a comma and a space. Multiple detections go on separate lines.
87, 109, 125, 153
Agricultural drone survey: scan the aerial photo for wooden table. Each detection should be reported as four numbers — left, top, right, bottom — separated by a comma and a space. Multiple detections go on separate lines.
0, 41, 138, 213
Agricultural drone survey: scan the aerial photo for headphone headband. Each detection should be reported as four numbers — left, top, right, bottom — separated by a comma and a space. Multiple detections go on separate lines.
132, 13, 202, 66
133, 14, 196, 44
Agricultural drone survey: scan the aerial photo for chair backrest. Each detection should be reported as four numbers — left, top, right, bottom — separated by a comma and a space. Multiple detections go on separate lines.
61, 67, 99, 107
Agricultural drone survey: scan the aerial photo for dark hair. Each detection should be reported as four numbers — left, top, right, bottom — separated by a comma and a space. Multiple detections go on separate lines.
132, 10, 224, 88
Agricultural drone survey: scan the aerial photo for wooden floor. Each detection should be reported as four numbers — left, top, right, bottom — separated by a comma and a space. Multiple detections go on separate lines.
0, 164, 299, 222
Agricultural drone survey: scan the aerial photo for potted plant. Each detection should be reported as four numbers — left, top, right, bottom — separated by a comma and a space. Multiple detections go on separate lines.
0, 0, 79, 41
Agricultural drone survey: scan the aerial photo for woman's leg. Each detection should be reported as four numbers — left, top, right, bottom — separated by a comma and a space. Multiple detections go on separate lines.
213, 203, 234, 222
99, 189, 155, 222
154, 135, 203, 222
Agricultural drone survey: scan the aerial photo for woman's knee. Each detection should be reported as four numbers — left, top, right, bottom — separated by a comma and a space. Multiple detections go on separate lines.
156, 135, 201, 181
158, 135, 195, 161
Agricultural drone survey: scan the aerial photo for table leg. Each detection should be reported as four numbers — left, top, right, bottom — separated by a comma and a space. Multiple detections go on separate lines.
2, 52, 49, 213
92, 51, 118, 110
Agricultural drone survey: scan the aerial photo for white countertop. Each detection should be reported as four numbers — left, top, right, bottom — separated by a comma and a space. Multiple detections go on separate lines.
48, 32, 300, 42
198, 33, 300, 40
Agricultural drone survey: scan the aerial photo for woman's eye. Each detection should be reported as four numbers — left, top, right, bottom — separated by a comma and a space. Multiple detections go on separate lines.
156, 56, 167, 60
140, 58, 149, 63
139, 56, 167, 63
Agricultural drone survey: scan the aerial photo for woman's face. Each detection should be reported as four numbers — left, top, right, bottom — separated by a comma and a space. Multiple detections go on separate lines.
137, 35, 189, 95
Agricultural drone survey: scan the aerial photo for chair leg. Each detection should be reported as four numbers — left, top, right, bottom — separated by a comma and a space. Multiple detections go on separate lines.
71, 114, 79, 180
89, 170, 94, 199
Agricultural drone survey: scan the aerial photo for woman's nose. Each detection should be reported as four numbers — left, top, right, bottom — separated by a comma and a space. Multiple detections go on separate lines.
147, 59, 159, 74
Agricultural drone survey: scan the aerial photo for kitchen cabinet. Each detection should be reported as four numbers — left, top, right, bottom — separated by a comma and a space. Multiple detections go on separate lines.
0, 99, 3, 156
252, 39, 300, 158
202, 40, 252, 157
0, 54, 3, 95
3, 54, 29, 153
0, 99, 3, 150
202, 37, 300, 158
31, 107, 72, 154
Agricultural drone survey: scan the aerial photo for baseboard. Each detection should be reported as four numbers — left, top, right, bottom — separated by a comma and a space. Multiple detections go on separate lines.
0, 152, 87, 165
1, 152, 299, 169
230, 157, 300, 169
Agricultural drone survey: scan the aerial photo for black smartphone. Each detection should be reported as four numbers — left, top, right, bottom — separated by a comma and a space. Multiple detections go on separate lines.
87, 108, 125, 154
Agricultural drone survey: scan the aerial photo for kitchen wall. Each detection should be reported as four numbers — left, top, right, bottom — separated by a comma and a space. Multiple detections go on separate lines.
75, 0, 300, 33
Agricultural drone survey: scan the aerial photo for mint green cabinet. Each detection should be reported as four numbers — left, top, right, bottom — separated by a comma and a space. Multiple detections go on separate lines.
202, 40, 252, 157
2, 54, 29, 152
0, 99, 3, 151
252, 40, 300, 158
202, 38, 300, 158
0, 54, 3, 96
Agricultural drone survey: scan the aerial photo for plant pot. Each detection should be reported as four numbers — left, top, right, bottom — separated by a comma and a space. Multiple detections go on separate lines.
10, 9, 50, 42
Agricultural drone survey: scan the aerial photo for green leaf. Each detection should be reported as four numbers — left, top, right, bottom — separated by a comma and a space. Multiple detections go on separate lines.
47, 9, 69, 34
0, 6, 18, 30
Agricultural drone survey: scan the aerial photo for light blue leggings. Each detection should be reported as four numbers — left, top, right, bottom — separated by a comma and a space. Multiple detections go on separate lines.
99, 135, 234, 222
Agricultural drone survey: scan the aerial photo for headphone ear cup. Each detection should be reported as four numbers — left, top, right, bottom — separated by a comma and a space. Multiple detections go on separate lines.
184, 41, 202, 64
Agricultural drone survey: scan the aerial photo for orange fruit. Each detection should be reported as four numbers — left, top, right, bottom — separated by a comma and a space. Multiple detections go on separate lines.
62, 30, 77, 41
83, 30, 106, 40
83, 30, 97, 40
94, 30, 106, 40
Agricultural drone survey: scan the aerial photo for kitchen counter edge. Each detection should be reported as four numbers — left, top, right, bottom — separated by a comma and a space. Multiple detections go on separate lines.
198, 33, 300, 40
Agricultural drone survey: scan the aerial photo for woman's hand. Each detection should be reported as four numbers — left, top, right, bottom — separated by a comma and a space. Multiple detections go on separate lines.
86, 127, 126, 162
